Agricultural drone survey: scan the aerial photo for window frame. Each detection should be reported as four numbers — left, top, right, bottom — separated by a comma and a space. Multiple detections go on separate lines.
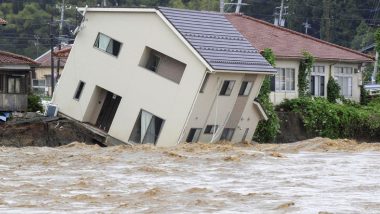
275, 68, 296, 92
93, 32, 122, 57
310, 66, 326, 97
128, 109, 165, 145
186, 128, 202, 143
7, 75, 25, 94
238, 81, 253, 96
334, 67, 353, 98
220, 128, 235, 141
146, 53, 161, 72
204, 125, 218, 134
219, 80, 235, 96
73, 81, 85, 101
200, 73, 210, 93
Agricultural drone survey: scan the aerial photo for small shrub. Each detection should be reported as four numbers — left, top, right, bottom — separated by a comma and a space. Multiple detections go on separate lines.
327, 77, 340, 103
360, 85, 369, 105
27, 94, 43, 112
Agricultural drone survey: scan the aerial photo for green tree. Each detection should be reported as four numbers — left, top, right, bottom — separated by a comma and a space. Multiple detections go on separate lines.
253, 48, 280, 143
351, 20, 375, 50
327, 77, 340, 103
298, 51, 314, 97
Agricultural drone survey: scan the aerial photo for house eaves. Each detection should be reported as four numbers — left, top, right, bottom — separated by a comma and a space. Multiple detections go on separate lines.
77, 7, 276, 74
226, 14, 374, 64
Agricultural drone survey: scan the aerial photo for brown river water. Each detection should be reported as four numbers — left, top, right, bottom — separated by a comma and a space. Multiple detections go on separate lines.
1, 137, 380, 213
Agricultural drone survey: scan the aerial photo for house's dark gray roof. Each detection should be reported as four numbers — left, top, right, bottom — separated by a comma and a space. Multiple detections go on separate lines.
158, 7, 276, 73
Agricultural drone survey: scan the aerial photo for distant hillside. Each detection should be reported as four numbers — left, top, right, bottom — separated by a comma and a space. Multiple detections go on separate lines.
0, 0, 378, 58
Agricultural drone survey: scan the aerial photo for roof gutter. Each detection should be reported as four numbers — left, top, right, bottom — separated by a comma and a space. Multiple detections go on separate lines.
214, 69, 277, 75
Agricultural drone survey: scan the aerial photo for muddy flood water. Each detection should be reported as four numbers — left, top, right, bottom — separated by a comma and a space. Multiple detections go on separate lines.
1, 138, 380, 213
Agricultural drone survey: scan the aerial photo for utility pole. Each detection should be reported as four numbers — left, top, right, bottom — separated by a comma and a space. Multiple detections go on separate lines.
235, 0, 242, 13
103, 0, 107, 7
59, 0, 65, 34
279, 0, 284, 25
302, 19, 311, 34
220, 0, 224, 13
34, 35, 40, 57
50, 14, 55, 96
372, 51, 379, 84
274, 0, 288, 26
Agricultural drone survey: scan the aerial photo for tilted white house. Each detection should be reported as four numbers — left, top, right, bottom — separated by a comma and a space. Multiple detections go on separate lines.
52, 7, 276, 146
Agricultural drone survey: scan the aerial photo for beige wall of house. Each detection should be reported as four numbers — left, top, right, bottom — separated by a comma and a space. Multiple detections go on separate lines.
33, 67, 62, 96
181, 72, 266, 143
53, 11, 207, 147
270, 59, 362, 105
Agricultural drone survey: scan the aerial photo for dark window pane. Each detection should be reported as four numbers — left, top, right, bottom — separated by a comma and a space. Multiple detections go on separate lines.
74, 81, 85, 100
200, 73, 210, 93
239, 81, 248, 95
129, 110, 164, 145
146, 54, 160, 72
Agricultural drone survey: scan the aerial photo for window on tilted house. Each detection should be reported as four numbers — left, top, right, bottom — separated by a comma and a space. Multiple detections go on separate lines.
186, 128, 202, 143
73, 81, 85, 100
219, 80, 235, 96
334, 67, 353, 97
200, 73, 210, 93
146, 53, 161, 72
220, 128, 235, 141
274, 68, 295, 91
140, 47, 186, 84
94, 33, 121, 57
310, 66, 325, 97
238, 81, 253, 96
204, 125, 218, 134
241, 128, 249, 142
128, 110, 165, 145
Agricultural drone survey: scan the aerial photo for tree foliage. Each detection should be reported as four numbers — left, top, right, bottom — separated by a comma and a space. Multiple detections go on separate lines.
298, 51, 314, 97
327, 77, 341, 103
253, 48, 280, 143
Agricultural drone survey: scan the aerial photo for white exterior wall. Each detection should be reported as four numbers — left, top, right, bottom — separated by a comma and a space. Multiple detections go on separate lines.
270, 59, 362, 105
270, 60, 299, 105
182, 72, 266, 143
53, 12, 207, 147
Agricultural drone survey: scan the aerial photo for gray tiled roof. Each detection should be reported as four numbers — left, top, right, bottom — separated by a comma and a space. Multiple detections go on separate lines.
158, 7, 276, 73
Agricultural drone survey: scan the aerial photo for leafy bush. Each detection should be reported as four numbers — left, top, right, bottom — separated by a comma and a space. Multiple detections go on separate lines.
360, 85, 369, 105
27, 94, 43, 112
277, 97, 380, 140
327, 77, 341, 103
298, 51, 315, 97
253, 48, 280, 143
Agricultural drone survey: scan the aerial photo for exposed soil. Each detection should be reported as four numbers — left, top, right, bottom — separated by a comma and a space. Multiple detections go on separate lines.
0, 117, 96, 147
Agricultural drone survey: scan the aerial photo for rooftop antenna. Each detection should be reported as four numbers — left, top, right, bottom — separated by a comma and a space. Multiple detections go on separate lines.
220, 0, 248, 13
302, 19, 311, 34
